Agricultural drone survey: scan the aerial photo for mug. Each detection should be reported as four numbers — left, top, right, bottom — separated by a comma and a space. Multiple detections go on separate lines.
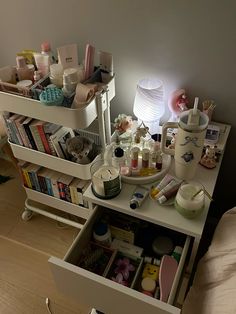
161, 110, 209, 180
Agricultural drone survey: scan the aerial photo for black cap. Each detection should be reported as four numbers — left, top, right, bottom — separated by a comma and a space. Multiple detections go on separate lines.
130, 200, 138, 209
114, 147, 124, 158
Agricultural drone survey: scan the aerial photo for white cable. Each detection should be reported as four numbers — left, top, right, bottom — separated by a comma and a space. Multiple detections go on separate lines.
46, 297, 52, 314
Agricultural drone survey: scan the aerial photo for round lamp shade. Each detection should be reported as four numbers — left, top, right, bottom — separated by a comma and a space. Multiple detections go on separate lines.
133, 78, 164, 123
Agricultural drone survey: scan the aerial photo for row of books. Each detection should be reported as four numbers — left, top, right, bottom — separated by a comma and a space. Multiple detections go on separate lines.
3, 112, 74, 159
18, 161, 90, 207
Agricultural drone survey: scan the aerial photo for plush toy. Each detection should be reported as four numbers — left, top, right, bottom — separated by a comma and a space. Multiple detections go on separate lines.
66, 136, 101, 164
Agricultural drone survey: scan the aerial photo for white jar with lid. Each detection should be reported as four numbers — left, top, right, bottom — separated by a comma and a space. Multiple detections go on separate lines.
93, 222, 112, 246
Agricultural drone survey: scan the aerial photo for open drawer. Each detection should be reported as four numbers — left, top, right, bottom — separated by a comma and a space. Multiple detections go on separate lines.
49, 206, 191, 314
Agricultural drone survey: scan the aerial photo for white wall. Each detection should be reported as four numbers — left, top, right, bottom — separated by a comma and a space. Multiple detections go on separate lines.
0, 0, 235, 211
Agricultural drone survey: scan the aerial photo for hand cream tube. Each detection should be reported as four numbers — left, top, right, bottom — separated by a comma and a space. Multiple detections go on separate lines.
154, 179, 182, 201
158, 183, 182, 204
130, 186, 149, 210
33, 53, 50, 76
150, 174, 175, 199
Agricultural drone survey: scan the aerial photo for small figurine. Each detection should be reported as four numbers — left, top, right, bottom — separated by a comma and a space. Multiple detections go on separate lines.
142, 263, 159, 281
168, 132, 177, 149
200, 145, 217, 169
134, 121, 151, 144
114, 114, 133, 134
66, 136, 101, 164
168, 89, 189, 122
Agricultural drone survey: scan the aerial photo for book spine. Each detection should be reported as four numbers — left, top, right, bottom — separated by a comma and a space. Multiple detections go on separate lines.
17, 164, 27, 187
37, 175, 47, 194
76, 188, 83, 205
28, 171, 36, 190
46, 134, 57, 156
64, 184, 71, 202
45, 176, 53, 196
51, 178, 60, 198
11, 119, 23, 146
57, 182, 66, 200
37, 125, 52, 154
2, 114, 14, 143
31, 170, 41, 192
23, 124, 37, 150
17, 122, 32, 148
22, 168, 32, 188
5, 118, 19, 144
69, 186, 76, 204
30, 125, 45, 152
73, 186, 80, 205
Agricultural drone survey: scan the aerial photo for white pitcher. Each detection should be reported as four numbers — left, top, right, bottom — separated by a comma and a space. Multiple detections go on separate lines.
161, 108, 209, 180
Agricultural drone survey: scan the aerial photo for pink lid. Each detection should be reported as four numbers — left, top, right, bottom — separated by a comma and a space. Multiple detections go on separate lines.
41, 41, 51, 52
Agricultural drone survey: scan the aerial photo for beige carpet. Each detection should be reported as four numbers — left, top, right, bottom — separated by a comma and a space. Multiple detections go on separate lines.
0, 158, 89, 314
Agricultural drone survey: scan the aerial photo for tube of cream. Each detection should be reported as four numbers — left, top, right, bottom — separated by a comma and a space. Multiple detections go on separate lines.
130, 186, 149, 210
154, 179, 182, 201
150, 174, 175, 199
158, 183, 182, 204
33, 53, 50, 76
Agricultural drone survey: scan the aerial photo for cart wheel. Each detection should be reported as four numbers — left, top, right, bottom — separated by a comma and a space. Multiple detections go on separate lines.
22, 209, 33, 221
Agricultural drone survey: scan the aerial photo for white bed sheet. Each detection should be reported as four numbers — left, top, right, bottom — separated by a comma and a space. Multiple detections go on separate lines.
182, 207, 236, 314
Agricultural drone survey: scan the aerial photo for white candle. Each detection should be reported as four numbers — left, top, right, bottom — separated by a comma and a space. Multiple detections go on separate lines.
176, 183, 204, 210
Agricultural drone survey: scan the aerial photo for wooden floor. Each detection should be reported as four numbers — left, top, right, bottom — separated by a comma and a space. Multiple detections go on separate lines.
0, 158, 90, 314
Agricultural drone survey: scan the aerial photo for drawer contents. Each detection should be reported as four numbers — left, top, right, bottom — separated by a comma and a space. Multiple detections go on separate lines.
77, 242, 116, 276
71, 208, 186, 304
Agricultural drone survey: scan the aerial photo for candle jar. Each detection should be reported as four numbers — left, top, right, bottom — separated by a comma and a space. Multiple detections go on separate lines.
90, 159, 121, 199
175, 182, 205, 219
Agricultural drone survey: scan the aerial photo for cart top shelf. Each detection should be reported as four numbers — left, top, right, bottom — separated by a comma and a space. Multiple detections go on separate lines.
0, 76, 115, 130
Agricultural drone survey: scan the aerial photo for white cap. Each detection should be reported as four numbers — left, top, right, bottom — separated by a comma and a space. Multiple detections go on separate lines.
158, 195, 167, 204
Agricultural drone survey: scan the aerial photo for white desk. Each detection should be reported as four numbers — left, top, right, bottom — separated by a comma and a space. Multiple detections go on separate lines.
84, 122, 231, 274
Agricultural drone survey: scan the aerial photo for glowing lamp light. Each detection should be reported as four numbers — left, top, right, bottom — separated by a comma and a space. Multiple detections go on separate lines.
133, 78, 165, 135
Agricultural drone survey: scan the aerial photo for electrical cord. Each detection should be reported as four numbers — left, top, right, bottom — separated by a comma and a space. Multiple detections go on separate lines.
46, 297, 52, 314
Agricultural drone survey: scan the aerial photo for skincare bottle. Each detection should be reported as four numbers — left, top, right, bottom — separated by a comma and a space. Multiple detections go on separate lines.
142, 149, 150, 168
33, 70, 42, 83
49, 64, 63, 87
130, 147, 139, 169
112, 147, 126, 169
41, 41, 55, 64
16, 56, 31, 81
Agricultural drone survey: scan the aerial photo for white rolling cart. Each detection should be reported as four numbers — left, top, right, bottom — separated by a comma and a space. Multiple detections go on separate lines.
0, 75, 115, 228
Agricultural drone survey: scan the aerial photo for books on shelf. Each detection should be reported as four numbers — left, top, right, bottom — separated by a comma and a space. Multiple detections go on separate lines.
50, 126, 75, 159
17, 162, 90, 207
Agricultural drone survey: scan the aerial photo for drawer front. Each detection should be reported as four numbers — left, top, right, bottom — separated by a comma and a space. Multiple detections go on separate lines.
49, 207, 190, 314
